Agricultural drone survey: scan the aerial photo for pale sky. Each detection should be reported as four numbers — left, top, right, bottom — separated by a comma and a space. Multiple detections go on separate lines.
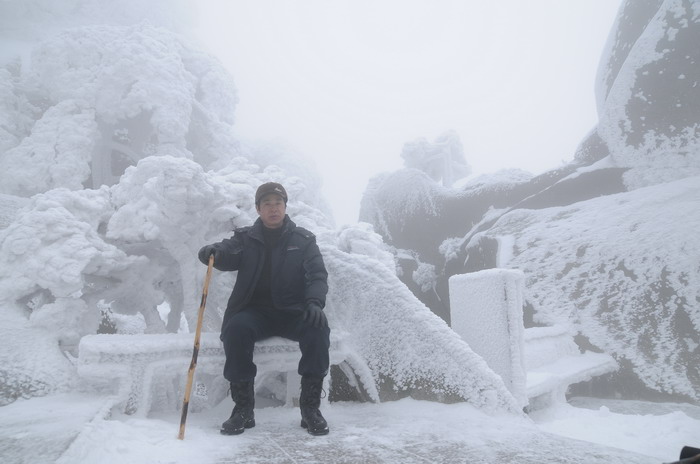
193, 1, 622, 226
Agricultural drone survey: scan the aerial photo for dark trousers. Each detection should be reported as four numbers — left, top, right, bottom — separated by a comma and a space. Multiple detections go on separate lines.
221, 306, 331, 383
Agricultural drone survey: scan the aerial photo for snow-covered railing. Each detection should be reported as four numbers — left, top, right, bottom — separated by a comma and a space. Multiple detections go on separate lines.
449, 269, 618, 411
77, 331, 374, 416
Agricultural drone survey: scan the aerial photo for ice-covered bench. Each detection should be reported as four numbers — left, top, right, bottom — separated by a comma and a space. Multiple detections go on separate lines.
448, 269, 617, 411
523, 325, 617, 409
77, 331, 376, 416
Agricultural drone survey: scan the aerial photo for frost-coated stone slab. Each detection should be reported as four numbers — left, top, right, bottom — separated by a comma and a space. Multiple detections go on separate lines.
77, 332, 359, 415
449, 269, 527, 408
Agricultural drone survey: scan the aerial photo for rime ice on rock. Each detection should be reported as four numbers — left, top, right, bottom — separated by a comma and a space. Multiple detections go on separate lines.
595, 0, 700, 188
479, 176, 700, 401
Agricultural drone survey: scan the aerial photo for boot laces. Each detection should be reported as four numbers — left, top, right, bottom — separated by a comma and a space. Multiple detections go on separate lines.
300, 379, 326, 406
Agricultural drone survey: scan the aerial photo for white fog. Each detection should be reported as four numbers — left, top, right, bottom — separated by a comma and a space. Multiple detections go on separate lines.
193, 1, 622, 226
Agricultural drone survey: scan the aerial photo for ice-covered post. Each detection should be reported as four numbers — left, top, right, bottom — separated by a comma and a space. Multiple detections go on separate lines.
448, 269, 527, 408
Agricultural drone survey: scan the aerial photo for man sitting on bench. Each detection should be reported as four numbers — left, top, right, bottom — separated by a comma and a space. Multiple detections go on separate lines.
198, 182, 330, 436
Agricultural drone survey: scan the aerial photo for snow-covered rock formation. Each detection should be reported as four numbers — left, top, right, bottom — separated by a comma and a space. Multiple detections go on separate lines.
360, 0, 700, 402
595, 0, 700, 189
477, 176, 699, 401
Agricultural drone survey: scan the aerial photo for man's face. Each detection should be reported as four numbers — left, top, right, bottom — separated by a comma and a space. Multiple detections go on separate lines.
256, 194, 286, 228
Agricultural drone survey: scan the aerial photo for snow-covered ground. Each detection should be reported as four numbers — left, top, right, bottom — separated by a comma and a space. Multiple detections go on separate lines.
2, 393, 698, 464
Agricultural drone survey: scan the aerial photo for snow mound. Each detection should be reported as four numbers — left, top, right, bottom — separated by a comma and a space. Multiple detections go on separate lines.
0, 309, 76, 405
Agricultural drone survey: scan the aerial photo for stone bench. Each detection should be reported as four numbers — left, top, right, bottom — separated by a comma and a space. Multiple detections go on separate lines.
77, 331, 375, 416
524, 325, 617, 410
448, 269, 618, 412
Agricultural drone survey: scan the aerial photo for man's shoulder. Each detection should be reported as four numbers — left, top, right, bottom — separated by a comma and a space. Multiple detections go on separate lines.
291, 226, 316, 241
233, 225, 253, 236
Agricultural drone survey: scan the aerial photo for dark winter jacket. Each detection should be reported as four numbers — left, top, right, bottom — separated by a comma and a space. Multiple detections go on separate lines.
207, 215, 328, 331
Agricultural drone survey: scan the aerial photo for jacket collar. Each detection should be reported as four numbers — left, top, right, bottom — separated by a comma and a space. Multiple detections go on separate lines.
249, 214, 295, 242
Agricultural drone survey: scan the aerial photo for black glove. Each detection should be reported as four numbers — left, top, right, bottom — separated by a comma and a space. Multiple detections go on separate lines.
198, 245, 219, 265
304, 303, 328, 329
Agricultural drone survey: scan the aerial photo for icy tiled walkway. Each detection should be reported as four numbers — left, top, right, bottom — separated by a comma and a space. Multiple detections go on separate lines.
204, 406, 658, 464
4, 395, 662, 464
210, 421, 659, 464
0, 394, 114, 464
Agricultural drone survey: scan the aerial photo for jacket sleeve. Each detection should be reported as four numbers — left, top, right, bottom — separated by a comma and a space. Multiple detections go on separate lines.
210, 230, 246, 271
302, 238, 329, 309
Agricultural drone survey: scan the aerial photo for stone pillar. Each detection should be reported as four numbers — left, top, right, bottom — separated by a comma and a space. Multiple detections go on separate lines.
448, 269, 527, 408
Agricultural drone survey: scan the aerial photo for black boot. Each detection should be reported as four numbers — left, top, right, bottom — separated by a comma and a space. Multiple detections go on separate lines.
220, 380, 255, 435
299, 376, 329, 436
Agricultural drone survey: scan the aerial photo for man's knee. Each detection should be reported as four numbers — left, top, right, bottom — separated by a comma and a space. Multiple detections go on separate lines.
299, 326, 331, 349
222, 311, 261, 341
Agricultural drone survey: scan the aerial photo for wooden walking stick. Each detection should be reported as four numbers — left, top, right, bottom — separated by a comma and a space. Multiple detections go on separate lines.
178, 253, 214, 440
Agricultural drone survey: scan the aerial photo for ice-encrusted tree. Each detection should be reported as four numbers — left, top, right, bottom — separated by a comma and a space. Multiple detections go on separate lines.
0, 23, 239, 196
401, 130, 471, 187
